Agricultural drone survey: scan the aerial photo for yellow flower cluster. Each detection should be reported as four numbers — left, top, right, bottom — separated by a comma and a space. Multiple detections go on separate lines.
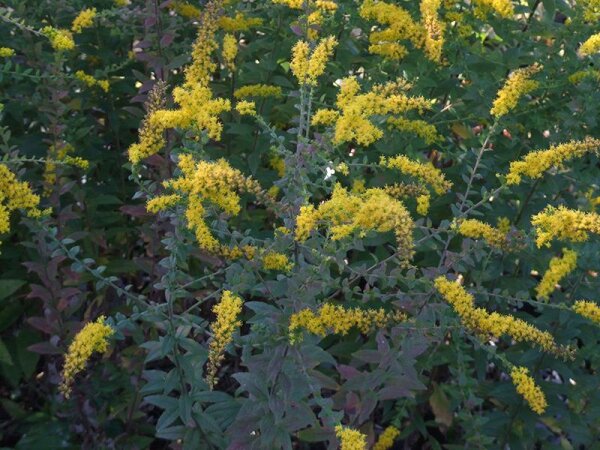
234, 84, 283, 99
580, 0, 600, 21
170, 1, 201, 18
490, 64, 541, 118
219, 12, 263, 32
205, 291, 243, 389
313, 77, 433, 146
579, 33, 600, 56
261, 252, 293, 271
536, 249, 577, 300
129, 1, 231, 164
71, 8, 97, 33
434, 277, 569, 357
506, 137, 600, 185
127, 81, 167, 164
60, 316, 114, 398
568, 69, 600, 84
290, 36, 338, 86
359, 0, 425, 61
420, 0, 445, 62
272, 0, 338, 11
146, 194, 182, 213
373, 426, 400, 450
531, 206, 600, 248
454, 219, 508, 249
0, 164, 42, 238
381, 155, 452, 195
335, 425, 367, 450
222, 33, 238, 70
162, 154, 268, 254
510, 366, 547, 414
387, 117, 441, 144
289, 303, 407, 342
44, 143, 89, 194
235, 100, 256, 116
572, 300, 600, 324
41, 26, 75, 51
473, 0, 515, 18
75, 70, 110, 92
0, 47, 15, 57
295, 185, 415, 262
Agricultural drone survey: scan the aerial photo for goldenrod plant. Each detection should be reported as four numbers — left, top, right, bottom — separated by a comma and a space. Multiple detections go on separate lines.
0, 0, 599, 448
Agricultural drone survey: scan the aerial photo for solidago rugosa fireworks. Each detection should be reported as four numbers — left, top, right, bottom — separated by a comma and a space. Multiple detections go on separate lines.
5, 0, 600, 447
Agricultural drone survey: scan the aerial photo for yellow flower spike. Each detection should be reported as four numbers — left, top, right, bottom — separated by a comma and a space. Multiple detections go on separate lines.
531, 205, 600, 248
380, 155, 452, 195
455, 218, 509, 249
71, 8, 97, 33
146, 194, 182, 213
573, 300, 600, 323
506, 137, 600, 185
222, 33, 238, 70
0, 164, 42, 239
373, 426, 401, 450
510, 366, 547, 414
291, 37, 338, 86
420, 0, 445, 62
579, 33, 600, 56
289, 304, 407, 343
234, 84, 283, 99
335, 425, 367, 450
60, 316, 114, 398
490, 64, 541, 118
434, 277, 570, 357
386, 117, 442, 144
205, 291, 243, 389
536, 249, 577, 300
416, 193, 430, 215
170, 1, 202, 18
218, 12, 263, 32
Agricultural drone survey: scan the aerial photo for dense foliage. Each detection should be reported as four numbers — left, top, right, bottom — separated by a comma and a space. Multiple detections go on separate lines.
1, 0, 600, 448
